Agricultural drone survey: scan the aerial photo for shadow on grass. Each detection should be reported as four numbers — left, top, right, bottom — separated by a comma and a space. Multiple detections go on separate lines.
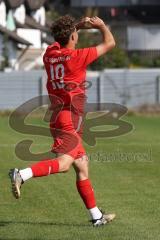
0, 220, 91, 228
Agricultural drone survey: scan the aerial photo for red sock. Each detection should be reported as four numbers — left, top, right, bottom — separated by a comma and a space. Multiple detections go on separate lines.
76, 179, 96, 209
31, 159, 59, 177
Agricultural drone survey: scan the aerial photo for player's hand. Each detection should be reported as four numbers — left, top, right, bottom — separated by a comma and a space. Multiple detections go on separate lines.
81, 17, 91, 23
75, 17, 92, 30
76, 16, 105, 30
89, 16, 105, 29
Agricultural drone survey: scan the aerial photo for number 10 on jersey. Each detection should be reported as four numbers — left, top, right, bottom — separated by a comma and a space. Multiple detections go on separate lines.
50, 64, 65, 89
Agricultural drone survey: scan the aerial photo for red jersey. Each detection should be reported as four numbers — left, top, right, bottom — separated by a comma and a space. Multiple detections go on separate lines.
43, 42, 98, 114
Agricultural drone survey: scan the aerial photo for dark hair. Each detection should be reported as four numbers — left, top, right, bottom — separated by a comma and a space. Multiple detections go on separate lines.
51, 15, 76, 46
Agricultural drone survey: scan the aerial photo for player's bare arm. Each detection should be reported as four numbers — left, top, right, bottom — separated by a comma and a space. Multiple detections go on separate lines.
91, 16, 116, 57
77, 16, 116, 57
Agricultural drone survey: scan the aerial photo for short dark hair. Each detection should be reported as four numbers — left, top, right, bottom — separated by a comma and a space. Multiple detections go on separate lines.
51, 15, 76, 46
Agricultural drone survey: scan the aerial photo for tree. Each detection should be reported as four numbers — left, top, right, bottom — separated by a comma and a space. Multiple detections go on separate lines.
78, 30, 129, 70
91, 47, 129, 70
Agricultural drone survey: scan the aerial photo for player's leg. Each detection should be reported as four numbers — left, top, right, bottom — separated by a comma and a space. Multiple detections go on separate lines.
30, 153, 74, 177
73, 155, 116, 226
9, 110, 78, 199
9, 153, 74, 199
73, 155, 102, 219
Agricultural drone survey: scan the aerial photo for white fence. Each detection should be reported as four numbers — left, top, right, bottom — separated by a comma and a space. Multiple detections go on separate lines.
95, 69, 160, 108
0, 69, 160, 110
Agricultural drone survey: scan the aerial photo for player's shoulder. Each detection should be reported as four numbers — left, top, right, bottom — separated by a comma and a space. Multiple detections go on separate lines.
74, 47, 96, 56
70, 48, 87, 58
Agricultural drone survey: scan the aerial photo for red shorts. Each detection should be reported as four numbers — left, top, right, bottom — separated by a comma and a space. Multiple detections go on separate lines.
50, 109, 86, 159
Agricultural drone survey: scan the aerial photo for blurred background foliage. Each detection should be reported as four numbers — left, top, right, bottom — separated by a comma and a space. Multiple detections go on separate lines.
47, 6, 160, 70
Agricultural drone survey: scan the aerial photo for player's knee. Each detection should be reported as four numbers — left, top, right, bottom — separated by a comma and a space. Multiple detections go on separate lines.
60, 162, 72, 172
81, 155, 89, 167
78, 171, 88, 180
74, 155, 89, 179
62, 164, 70, 172
58, 154, 74, 173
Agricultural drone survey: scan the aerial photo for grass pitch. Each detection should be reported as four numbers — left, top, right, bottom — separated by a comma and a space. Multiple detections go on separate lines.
0, 114, 160, 240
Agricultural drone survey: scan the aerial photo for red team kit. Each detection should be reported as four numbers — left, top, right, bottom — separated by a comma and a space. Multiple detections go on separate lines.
43, 42, 98, 158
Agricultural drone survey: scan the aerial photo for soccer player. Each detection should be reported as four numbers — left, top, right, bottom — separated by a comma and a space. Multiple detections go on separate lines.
9, 15, 116, 226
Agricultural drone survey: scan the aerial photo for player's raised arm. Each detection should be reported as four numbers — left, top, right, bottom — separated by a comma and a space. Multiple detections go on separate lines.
90, 16, 116, 57
76, 16, 116, 57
